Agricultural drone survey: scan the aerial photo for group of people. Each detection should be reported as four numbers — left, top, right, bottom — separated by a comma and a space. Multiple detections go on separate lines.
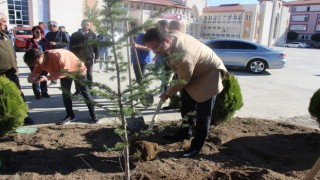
1, 12, 230, 157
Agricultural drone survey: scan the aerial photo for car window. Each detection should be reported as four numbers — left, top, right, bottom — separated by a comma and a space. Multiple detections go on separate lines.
228, 41, 257, 49
207, 41, 257, 50
16, 30, 33, 35
206, 41, 229, 49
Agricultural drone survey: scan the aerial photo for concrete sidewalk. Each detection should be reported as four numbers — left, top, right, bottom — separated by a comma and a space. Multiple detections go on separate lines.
17, 52, 181, 126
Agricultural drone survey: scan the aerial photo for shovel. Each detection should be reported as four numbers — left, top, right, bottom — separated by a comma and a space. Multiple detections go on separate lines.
148, 73, 174, 131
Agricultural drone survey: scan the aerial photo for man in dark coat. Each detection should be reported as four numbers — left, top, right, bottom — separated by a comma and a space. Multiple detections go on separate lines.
45, 21, 70, 86
70, 19, 99, 94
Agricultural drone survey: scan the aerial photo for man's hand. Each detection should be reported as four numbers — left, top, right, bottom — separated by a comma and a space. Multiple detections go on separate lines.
159, 92, 169, 102
38, 75, 49, 82
49, 41, 56, 45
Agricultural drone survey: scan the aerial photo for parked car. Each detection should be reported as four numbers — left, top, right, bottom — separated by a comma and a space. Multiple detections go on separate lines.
205, 39, 286, 74
9, 27, 33, 51
312, 43, 320, 48
284, 42, 309, 48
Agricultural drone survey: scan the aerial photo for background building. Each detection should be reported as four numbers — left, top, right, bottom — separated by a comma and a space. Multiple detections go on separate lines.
283, 0, 320, 43
198, 1, 290, 46
1, 0, 98, 34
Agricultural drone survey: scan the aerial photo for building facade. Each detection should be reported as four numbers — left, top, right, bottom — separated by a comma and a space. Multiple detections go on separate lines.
198, 1, 290, 46
283, 0, 320, 42
0, 0, 98, 34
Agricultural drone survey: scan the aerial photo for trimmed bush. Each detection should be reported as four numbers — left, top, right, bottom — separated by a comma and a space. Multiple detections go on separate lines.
308, 89, 320, 126
0, 76, 28, 137
211, 74, 243, 125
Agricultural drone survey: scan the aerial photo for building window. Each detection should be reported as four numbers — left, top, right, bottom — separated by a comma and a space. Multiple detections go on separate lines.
208, 16, 212, 20
289, 24, 307, 31
292, 5, 320, 12
316, 15, 320, 31
233, 14, 237, 20
124, 3, 128, 9
246, 14, 251, 20
204, 16, 207, 20
228, 14, 232, 20
130, 4, 134, 9
291, 15, 309, 22
7, 0, 29, 25
136, 4, 141, 9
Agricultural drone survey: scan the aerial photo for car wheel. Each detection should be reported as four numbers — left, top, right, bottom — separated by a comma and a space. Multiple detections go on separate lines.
298, 46, 302, 48
285, 45, 289, 47
247, 59, 267, 74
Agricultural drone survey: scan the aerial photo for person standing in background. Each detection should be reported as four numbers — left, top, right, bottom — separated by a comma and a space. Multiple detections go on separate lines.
0, 12, 34, 125
69, 19, 99, 95
59, 26, 70, 49
45, 21, 70, 86
129, 20, 152, 83
26, 26, 50, 99
97, 33, 110, 73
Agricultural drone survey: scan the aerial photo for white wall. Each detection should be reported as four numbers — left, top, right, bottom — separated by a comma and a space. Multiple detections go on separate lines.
49, 0, 84, 34
259, 1, 273, 46
276, 6, 290, 46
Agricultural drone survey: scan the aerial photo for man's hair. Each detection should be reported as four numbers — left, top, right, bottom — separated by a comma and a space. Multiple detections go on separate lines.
24, 48, 42, 66
81, 19, 91, 25
143, 27, 168, 43
169, 20, 182, 31
48, 21, 58, 27
157, 20, 169, 29
129, 19, 139, 28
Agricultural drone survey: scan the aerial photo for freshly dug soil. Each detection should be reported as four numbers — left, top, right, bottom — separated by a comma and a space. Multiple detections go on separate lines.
0, 117, 319, 179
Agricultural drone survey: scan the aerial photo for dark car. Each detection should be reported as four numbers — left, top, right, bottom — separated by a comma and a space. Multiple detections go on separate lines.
205, 39, 286, 74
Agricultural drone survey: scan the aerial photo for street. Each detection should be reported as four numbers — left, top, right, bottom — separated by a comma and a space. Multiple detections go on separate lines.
16, 47, 320, 129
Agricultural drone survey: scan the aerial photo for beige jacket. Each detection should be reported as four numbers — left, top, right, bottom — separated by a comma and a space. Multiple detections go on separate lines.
166, 31, 228, 103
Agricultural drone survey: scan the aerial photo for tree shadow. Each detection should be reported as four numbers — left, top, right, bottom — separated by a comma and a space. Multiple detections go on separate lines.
0, 127, 124, 175
210, 132, 320, 172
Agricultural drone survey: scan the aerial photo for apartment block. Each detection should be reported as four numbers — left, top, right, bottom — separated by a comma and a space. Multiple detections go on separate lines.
283, 0, 320, 42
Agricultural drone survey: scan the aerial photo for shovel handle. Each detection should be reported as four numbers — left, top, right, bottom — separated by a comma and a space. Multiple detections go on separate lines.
147, 73, 175, 131
147, 100, 163, 131
303, 157, 320, 180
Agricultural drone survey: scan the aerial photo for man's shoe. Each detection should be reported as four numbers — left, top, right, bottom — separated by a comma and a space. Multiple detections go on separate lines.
56, 115, 76, 125
73, 91, 81, 96
42, 93, 51, 98
35, 95, 41, 99
182, 149, 199, 158
91, 116, 101, 124
24, 117, 34, 125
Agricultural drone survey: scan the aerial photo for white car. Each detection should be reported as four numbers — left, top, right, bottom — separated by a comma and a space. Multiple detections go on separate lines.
284, 42, 308, 48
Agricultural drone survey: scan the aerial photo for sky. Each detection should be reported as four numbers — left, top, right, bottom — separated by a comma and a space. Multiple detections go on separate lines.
207, 0, 296, 6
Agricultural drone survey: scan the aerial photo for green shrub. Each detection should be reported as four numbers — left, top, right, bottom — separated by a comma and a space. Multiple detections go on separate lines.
308, 89, 320, 125
0, 76, 28, 137
211, 74, 243, 125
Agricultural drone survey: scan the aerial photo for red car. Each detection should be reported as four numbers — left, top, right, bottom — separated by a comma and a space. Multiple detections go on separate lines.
9, 27, 33, 51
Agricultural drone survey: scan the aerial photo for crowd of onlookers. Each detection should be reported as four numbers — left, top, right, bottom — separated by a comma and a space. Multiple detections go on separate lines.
1, 15, 184, 125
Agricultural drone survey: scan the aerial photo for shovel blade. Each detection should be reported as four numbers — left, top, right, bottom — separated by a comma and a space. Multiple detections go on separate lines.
126, 116, 146, 131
